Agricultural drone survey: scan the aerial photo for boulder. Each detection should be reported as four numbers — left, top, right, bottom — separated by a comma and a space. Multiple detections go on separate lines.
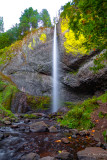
49, 126, 58, 133
4, 120, 11, 125
77, 147, 107, 160
11, 92, 30, 113
21, 152, 40, 160
39, 156, 55, 160
61, 137, 70, 144
55, 151, 73, 160
30, 121, 48, 132
70, 129, 78, 135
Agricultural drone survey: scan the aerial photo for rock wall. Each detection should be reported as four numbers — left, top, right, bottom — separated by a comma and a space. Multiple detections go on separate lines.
1, 25, 107, 104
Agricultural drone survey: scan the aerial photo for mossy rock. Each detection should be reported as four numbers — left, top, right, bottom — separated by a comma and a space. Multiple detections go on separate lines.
0, 72, 19, 110
26, 94, 51, 110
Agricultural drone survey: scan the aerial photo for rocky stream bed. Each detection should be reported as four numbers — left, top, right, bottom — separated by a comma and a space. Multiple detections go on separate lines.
0, 112, 107, 160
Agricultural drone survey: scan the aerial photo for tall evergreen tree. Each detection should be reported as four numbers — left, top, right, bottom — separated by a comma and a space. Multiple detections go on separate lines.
40, 9, 52, 27
19, 7, 39, 34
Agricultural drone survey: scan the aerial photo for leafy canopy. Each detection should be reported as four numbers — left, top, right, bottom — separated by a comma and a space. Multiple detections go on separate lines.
61, 0, 107, 50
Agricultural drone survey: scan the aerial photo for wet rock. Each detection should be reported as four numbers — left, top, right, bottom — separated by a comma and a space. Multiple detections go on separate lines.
44, 137, 49, 142
11, 92, 30, 113
69, 129, 78, 135
77, 147, 107, 160
55, 151, 73, 160
21, 152, 40, 160
79, 130, 90, 136
96, 142, 102, 147
49, 126, 58, 133
4, 120, 11, 125
40, 156, 55, 160
61, 137, 70, 144
0, 132, 4, 140
93, 130, 101, 142
33, 113, 47, 117
72, 135, 77, 139
103, 143, 107, 150
30, 121, 48, 132
24, 119, 30, 123
11, 124, 18, 128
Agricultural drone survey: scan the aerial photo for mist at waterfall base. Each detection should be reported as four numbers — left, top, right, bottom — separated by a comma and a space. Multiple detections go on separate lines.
52, 25, 59, 112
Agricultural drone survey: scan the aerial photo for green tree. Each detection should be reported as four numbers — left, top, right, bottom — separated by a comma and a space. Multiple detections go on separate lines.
19, 7, 39, 34
6, 24, 20, 43
61, 0, 107, 50
40, 9, 52, 27
0, 32, 9, 49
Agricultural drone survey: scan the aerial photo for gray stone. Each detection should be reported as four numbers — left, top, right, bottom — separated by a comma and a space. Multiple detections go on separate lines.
77, 147, 107, 160
39, 156, 55, 160
49, 126, 58, 133
61, 137, 70, 144
30, 121, 48, 132
70, 129, 78, 135
21, 152, 40, 160
0, 25, 106, 104
55, 151, 73, 160
4, 120, 11, 125
0, 133, 4, 140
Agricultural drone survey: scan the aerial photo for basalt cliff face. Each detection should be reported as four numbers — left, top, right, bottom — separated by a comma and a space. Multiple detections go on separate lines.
0, 25, 107, 103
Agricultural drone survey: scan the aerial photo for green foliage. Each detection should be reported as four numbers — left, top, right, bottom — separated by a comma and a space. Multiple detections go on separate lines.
90, 50, 107, 73
69, 69, 78, 75
19, 7, 39, 34
27, 95, 51, 110
97, 91, 107, 103
23, 114, 37, 119
98, 112, 107, 119
0, 32, 10, 49
61, 0, 106, 50
58, 96, 98, 130
103, 130, 107, 143
0, 104, 16, 121
0, 72, 18, 110
40, 9, 52, 27
39, 33, 47, 43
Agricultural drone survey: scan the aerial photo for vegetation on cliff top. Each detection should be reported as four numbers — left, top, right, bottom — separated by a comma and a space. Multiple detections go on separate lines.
0, 27, 48, 66
61, 0, 107, 72
0, 7, 52, 50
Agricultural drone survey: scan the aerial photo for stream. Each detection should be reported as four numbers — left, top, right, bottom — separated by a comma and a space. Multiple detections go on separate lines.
0, 115, 98, 160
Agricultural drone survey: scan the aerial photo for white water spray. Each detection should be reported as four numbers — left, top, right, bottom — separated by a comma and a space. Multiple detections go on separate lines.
52, 25, 59, 112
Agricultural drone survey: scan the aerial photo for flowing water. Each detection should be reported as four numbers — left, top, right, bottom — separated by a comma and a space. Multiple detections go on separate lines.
52, 25, 59, 112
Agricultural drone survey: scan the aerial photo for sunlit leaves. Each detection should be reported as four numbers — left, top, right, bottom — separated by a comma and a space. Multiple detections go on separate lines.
61, 17, 88, 55
39, 33, 47, 43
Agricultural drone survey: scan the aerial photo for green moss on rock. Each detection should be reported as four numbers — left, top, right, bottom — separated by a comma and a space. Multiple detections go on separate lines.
0, 72, 19, 110
27, 94, 51, 110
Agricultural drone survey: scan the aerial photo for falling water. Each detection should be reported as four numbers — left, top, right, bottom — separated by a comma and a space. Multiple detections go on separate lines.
52, 24, 59, 112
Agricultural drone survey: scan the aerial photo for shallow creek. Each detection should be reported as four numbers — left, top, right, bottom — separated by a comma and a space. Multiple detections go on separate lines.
0, 118, 97, 160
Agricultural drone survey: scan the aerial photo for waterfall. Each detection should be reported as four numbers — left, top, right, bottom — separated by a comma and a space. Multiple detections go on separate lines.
52, 24, 59, 112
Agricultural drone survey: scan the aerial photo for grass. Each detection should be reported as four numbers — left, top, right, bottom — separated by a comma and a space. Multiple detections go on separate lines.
98, 111, 107, 119
0, 79, 18, 110
58, 92, 107, 130
0, 104, 17, 122
103, 130, 107, 143
97, 91, 107, 103
23, 114, 37, 119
